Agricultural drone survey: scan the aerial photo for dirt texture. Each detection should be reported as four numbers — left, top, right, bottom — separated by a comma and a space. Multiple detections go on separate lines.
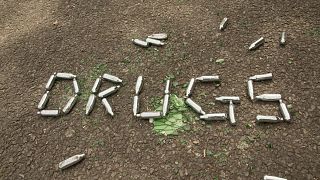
1, 0, 320, 179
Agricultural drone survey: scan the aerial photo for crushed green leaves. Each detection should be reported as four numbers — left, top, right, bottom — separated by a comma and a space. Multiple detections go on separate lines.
153, 94, 193, 136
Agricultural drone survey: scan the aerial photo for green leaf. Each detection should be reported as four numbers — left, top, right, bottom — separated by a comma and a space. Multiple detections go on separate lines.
163, 129, 179, 135
172, 114, 183, 120
154, 125, 168, 130
155, 106, 163, 111
152, 94, 194, 135
165, 74, 175, 80
172, 81, 179, 87
206, 150, 214, 157
183, 125, 191, 131
154, 120, 165, 126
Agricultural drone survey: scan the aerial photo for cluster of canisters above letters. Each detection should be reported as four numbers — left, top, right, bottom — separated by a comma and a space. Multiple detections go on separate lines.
219, 18, 286, 49
133, 76, 171, 120
247, 73, 291, 123
132, 33, 168, 48
132, 19, 287, 49
37, 73, 80, 116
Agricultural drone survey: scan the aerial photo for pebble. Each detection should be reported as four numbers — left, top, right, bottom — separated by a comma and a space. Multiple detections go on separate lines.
307, 174, 313, 179
111, 172, 117, 177
193, 140, 200, 145
29, 134, 36, 141
179, 169, 184, 177
220, 170, 226, 178
27, 151, 32, 157
308, 105, 315, 112
65, 128, 75, 138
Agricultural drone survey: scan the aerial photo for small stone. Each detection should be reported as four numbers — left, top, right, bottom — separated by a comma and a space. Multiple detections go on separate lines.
303, 129, 308, 134
237, 141, 249, 150
307, 174, 313, 179
27, 151, 32, 157
111, 172, 117, 177
216, 59, 225, 64
29, 134, 36, 141
65, 128, 75, 138
309, 105, 315, 112
184, 169, 189, 176
193, 140, 200, 145
150, 168, 155, 174
220, 170, 226, 178
179, 169, 184, 177
149, 118, 154, 123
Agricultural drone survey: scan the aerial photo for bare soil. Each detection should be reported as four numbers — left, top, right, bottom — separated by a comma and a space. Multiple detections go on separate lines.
1, 0, 319, 179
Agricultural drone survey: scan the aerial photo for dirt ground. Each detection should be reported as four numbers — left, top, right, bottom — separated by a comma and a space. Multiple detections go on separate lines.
1, 0, 319, 179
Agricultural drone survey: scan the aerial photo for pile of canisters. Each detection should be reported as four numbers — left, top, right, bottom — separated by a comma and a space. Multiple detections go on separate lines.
132, 33, 167, 48
133, 76, 171, 120
185, 76, 240, 125
85, 74, 122, 116
247, 73, 291, 123
37, 73, 79, 116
